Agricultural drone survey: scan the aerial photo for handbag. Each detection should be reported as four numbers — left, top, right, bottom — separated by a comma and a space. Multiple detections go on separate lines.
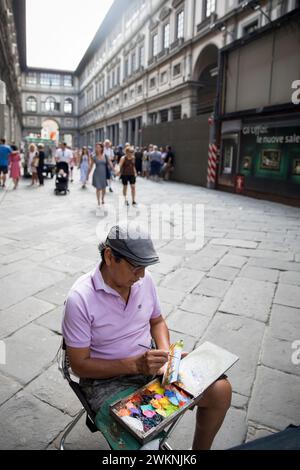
105, 155, 111, 180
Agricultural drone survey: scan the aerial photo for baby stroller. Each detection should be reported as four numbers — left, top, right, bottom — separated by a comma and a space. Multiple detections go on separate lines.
55, 162, 69, 195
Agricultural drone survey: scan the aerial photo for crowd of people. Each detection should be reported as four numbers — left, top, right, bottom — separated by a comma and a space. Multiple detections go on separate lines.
0, 138, 175, 208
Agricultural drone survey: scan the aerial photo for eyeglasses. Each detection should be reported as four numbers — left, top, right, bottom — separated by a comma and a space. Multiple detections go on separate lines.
112, 251, 144, 274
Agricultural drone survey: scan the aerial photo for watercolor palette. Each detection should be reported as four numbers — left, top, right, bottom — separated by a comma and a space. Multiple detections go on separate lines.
109, 378, 193, 444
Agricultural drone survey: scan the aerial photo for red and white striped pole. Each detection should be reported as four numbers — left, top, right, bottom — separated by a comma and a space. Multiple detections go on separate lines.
207, 116, 218, 189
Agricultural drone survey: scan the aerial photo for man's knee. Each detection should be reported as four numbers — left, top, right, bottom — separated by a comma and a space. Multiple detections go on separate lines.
199, 379, 232, 411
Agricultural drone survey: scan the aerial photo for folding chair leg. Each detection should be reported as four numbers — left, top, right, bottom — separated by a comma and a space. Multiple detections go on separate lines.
59, 408, 85, 450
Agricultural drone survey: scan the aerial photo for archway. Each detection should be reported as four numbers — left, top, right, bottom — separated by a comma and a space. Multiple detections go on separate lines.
193, 44, 219, 115
41, 119, 59, 143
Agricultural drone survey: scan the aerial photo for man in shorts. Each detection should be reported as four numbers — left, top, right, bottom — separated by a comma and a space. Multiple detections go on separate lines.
0, 139, 12, 188
62, 223, 232, 450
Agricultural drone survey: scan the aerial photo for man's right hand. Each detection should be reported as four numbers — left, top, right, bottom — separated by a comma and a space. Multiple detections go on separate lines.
136, 349, 169, 376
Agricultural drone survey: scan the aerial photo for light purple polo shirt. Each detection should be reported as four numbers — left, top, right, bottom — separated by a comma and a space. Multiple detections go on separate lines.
62, 266, 162, 360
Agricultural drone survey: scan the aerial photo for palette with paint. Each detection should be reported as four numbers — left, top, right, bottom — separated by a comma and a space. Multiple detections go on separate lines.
109, 378, 193, 444
109, 342, 239, 444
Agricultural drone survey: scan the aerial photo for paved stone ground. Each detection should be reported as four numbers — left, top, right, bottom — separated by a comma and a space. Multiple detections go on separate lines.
0, 171, 299, 450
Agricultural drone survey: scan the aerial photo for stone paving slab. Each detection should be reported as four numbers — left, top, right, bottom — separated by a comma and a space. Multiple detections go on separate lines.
0, 392, 71, 450
166, 309, 210, 338
180, 293, 221, 317
193, 277, 232, 298
279, 271, 300, 286
0, 297, 55, 339
0, 323, 61, 385
247, 257, 300, 272
208, 265, 239, 281
35, 274, 82, 306
35, 306, 64, 334
41, 254, 95, 275
269, 304, 300, 340
0, 267, 66, 310
49, 414, 109, 450
231, 392, 249, 409
274, 283, 300, 309
26, 364, 80, 417
183, 254, 219, 272
230, 248, 294, 261
0, 259, 37, 280
161, 268, 206, 293
148, 253, 182, 275
261, 329, 300, 377
160, 302, 174, 318
246, 424, 278, 443
0, 373, 22, 407
157, 286, 186, 306
239, 265, 279, 283
220, 278, 276, 322
219, 254, 248, 269
210, 238, 258, 249
199, 313, 265, 397
247, 366, 300, 430
211, 408, 248, 450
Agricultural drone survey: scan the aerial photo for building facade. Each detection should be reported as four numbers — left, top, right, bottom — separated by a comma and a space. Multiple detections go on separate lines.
75, 0, 299, 186
217, 7, 300, 204
21, 69, 79, 148
13, 0, 299, 195
0, 0, 22, 144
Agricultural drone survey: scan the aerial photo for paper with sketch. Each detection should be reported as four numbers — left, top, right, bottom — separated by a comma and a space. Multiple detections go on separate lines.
162, 340, 183, 386
175, 342, 239, 397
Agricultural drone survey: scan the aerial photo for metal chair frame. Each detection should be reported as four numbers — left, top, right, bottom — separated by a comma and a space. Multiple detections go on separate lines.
57, 340, 180, 450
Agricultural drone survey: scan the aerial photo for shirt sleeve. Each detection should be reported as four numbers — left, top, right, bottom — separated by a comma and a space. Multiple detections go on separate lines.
62, 290, 92, 348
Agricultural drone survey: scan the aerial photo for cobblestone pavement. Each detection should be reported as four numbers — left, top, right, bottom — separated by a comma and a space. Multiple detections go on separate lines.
0, 171, 299, 450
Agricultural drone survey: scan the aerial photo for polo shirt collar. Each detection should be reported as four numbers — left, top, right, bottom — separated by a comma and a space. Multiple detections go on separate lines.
91, 265, 143, 296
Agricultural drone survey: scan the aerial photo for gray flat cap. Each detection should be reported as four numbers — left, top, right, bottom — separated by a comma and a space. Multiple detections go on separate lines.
102, 223, 159, 267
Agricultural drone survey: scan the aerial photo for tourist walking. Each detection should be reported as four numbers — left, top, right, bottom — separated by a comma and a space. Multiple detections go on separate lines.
37, 144, 45, 186
119, 146, 137, 206
78, 147, 90, 189
104, 139, 115, 192
134, 147, 143, 175
0, 139, 12, 188
27, 143, 38, 186
89, 142, 114, 206
8, 145, 21, 190
150, 145, 162, 181
142, 145, 152, 178
161, 146, 175, 181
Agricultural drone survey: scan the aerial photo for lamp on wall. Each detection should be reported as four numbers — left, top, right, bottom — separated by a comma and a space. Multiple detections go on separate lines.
241, 0, 272, 22
210, 21, 236, 40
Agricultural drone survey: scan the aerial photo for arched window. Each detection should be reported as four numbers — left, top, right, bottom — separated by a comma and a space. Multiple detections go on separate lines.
64, 98, 73, 114
45, 97, 56, 112
26, 96, 37, 112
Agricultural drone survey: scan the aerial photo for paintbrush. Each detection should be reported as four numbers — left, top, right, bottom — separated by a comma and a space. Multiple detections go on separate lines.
138, 344, 178, 359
